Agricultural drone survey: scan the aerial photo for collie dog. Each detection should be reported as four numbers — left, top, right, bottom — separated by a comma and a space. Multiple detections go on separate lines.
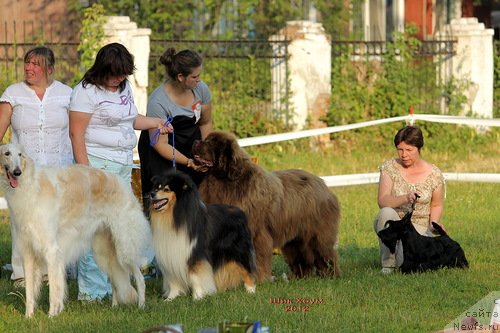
148, 170, 256, 300
0, 144, 151, 317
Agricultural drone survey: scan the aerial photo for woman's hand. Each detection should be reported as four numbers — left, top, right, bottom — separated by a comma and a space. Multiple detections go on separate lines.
405, 192, 421, 205
158, 119, 173, 134
187, 158, 209, 172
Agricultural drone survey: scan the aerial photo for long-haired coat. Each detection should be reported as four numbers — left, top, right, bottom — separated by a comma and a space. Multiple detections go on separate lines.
148, 170, 256, 300
192, 131, 341, 281
0, 144, 151, 317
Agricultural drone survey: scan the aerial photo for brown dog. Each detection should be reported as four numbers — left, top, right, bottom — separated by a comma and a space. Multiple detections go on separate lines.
193, 131, 341, 281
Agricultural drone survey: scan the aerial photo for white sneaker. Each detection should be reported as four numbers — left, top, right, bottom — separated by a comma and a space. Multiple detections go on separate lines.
381, 267, 395, 274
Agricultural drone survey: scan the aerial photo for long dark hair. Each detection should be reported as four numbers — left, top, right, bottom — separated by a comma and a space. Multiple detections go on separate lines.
159, 47, 202, 80
82, 43, 136, 92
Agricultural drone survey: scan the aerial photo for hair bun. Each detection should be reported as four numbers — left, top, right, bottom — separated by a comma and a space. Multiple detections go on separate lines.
159, 47, 176, 66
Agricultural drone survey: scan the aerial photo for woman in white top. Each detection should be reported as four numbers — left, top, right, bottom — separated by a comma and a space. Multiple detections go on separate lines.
69, 42, 171, 301
0, 46, 73, 286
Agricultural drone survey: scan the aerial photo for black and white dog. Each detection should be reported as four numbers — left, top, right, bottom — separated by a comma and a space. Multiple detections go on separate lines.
377, 205, 468, 274
148, 170, 257, 300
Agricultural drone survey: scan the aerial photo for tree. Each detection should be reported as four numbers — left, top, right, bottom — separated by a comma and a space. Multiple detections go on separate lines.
81, 0, 349, 39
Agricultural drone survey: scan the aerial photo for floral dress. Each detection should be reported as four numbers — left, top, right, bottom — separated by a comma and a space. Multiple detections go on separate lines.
380, 159, 445, 228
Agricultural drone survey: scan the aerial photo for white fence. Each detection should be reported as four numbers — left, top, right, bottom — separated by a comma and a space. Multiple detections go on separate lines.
1, 114, 499, 210
238, 113, 500, 187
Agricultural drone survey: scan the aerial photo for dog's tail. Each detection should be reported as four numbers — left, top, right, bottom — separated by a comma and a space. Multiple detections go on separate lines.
103, 195, 152, 307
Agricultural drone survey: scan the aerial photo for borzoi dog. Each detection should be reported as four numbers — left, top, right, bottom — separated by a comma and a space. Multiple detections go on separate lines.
0, 144, 151, 317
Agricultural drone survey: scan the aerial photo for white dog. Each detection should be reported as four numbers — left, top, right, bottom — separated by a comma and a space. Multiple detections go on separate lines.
0, 143, 151, 317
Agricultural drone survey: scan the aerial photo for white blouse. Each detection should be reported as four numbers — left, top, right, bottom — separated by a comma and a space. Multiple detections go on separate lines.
0, 80, 73, 166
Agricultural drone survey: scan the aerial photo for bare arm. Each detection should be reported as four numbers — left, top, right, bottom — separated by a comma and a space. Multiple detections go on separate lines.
148, 110, 206, 171
429, 183, 445, 223
134, 114, 173, 133
199, 101, 213, 139
69, 111, 92, 165
0, 102, 13, 143
377, 171, 417, 208
148, 128, 194, 168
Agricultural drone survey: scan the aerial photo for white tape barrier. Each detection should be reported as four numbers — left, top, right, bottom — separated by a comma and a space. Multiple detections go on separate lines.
0, 172, 497, 211
320, 172, 500, 187
238, 114, 500, 147
132, 114, 499, 158
4, 115, 498, 211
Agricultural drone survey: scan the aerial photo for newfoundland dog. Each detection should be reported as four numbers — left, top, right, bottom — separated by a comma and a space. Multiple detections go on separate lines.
193, 131, 341, 281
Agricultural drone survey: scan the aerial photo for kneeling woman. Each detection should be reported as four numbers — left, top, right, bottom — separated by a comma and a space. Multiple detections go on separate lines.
374, 125, 446, 274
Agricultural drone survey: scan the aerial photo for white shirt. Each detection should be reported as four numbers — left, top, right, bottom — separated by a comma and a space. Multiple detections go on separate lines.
0, 80, 73, 166
69, 80, 138, 165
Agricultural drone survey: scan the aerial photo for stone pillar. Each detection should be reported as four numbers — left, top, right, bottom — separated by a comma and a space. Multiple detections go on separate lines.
103, 16, 151, 116
440, 18, 494, 117
270, 21, 332, 136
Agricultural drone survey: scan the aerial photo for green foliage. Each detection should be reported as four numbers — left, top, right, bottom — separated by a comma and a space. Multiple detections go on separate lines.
77, 3, 106, 76
313, 0, 361, 39
325, 25, 471, 145
148, 40, 290, 138
88, 0, 346, 39
0, 65, 15, 95
494, 40, 500, 118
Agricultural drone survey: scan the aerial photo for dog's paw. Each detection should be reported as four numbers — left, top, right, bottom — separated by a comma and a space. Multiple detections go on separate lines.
192, 287, 215, 300
25, 309, 35, 318
245, 284, 256, 293
48, 303, 64, 318
163, 293, 178, 301
192, 292, 207, 301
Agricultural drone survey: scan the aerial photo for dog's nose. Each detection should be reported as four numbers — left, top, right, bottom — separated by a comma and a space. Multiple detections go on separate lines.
13, 167, 22, 177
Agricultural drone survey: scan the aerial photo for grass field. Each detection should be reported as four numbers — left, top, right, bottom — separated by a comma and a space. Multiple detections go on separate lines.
0, 124, 498, 333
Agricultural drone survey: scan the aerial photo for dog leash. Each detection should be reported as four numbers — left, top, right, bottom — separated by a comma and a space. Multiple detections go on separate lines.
149, 116, 176, 169
411, 193, 420, 211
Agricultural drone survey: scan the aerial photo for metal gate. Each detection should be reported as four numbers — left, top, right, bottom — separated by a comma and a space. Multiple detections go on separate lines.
149, 39, 291, 134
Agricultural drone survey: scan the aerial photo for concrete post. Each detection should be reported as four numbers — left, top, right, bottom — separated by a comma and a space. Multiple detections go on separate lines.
270, 21, 332, 138
103, 16, 151, 116
439, 17, 494, 117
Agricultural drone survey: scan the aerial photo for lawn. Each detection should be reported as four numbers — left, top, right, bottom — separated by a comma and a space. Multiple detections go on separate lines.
0, 124, 498, 333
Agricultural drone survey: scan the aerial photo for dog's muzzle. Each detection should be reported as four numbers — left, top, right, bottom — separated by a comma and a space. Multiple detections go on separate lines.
152, 198, 168, 210
149, 192, 169, 211
6, 167, 22, 188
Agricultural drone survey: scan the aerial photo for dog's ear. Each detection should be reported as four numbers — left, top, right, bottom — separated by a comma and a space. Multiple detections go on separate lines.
377, 225, 399, 254
431, 222, 447, 236
216, 134, 247, 180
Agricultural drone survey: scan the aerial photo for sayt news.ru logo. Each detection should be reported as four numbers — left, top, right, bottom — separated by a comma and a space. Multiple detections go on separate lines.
444, 291, 500, 332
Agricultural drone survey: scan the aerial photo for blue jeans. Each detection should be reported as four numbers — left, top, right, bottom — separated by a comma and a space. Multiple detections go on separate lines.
78, 156, 132, 301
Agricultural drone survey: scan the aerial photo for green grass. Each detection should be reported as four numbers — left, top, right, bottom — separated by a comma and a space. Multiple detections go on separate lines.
0, 125, 499, 333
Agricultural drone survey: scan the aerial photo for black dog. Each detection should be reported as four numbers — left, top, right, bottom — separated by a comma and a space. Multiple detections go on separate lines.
377, 210, 468, 274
